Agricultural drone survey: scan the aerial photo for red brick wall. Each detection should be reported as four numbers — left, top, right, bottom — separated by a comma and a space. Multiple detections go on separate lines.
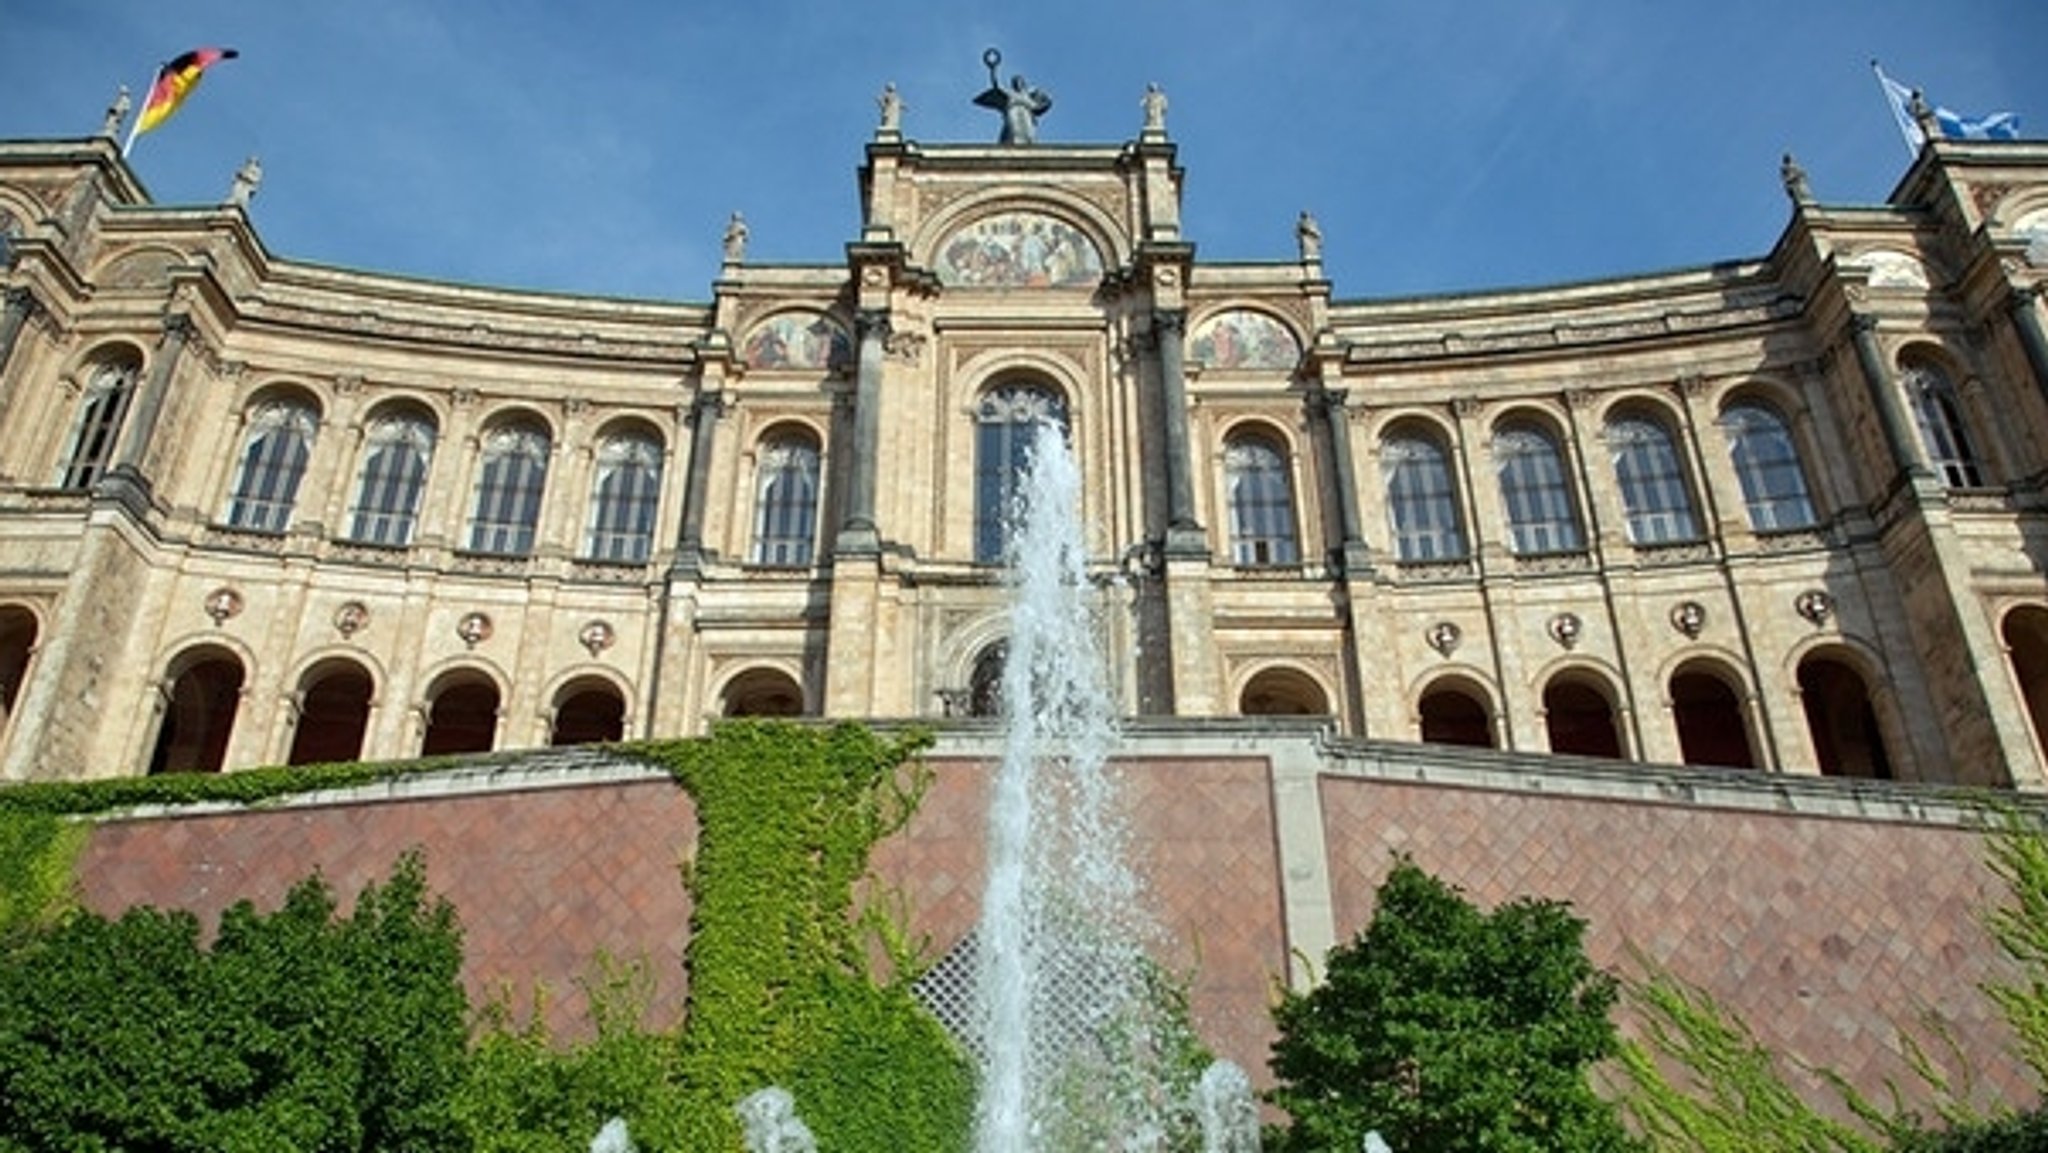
1318, 776, 2032, 1109
867, 756, 1289, 1073
74, 779, 698, 1040
63, 751, 2034, 1118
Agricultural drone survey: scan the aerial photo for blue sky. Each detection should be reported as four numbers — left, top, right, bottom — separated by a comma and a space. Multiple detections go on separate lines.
6, 2, 2045, 302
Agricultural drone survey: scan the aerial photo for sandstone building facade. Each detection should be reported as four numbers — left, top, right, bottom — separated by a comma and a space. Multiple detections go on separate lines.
4, 106, 2048, 787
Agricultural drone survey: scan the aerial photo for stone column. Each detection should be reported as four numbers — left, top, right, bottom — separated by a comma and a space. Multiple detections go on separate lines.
1315, 387, 1371, 572
99, 311, 194, 507
2006, 288, 2048, 410
1153, 309, 1205, 554
1847, 313, 1928, 482
836, 308, 887, 556
671, 389, 724, 575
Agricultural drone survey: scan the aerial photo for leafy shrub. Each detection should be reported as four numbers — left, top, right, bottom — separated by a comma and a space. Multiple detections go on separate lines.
1267, 857, 1644, 1153
0, 852, 468, 1152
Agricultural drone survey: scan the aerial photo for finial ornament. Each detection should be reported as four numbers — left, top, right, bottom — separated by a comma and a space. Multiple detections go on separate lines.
1296, 211, 1323, 263
101, 86, 131, 138
973, 47, 1052, 145
722, 212, 748, 264
225, 155, 261, 208
1780, 152, 1811, 204
1142, 82, 1168, 134
877, 82, 903, 133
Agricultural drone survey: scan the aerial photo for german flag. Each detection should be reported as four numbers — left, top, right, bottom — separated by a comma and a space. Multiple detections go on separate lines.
135, 47, 239, 137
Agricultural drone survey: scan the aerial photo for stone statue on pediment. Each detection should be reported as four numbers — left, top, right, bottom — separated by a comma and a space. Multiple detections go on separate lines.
974, 48, 1051, 145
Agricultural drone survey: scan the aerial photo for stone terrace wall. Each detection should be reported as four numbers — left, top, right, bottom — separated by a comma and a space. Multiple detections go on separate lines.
1312, 737, 2036, 1112
57, 724, 2039, 1115
73, 754, 696, 1040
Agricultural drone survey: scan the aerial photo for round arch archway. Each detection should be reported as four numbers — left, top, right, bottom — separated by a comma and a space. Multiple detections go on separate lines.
148, 646, 246, 774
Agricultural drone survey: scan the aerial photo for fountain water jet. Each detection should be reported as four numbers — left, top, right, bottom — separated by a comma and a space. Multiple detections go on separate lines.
972, 422, 1180, 1151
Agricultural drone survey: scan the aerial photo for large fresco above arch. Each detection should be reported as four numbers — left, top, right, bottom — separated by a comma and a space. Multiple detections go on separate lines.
1189, 309, 1300, 371
741, 312, 850, 371
935, 211, 1103, 288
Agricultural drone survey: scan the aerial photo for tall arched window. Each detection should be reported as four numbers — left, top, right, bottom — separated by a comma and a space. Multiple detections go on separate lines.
752, 432, 821, 566
1494, 423, 1582, 554
148, 650, 245, 774
348, 408, 437, 546
1797, 654, 1893, 779
1381, 430, 1467, 561
1670, 665, 1756, 769
1722, 401, 1817, 532
58, 353, 141, 491
287, 660, 373, 766
467, 420, 551, 555
420, 674, 499, 756
1901, 358, 1984, 488
584, 428, 662, 563
1608, 413, 1699, 545
975, 384, 1067, 564
224, 396, 318, 533
1224, 432, 1299, 566
1543, 674, 1622, 759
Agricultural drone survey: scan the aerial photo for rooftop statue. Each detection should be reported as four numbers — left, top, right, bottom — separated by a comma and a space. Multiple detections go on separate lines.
974, 48, 1051, 145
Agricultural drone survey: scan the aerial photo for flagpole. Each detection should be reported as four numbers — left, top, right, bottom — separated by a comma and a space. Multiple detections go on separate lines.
120, 63, 156, 158
1870, 60, 1922, 157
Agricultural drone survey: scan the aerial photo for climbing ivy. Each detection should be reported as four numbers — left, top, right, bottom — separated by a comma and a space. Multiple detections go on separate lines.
0, 723, 977, 1151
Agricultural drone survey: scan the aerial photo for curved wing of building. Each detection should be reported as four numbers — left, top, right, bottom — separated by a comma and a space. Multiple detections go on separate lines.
3, 117, 2048, 786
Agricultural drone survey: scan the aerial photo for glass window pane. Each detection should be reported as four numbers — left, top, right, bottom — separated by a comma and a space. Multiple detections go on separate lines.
752, 436, 819, 566
1722, 403, 1816, 532
1225, 437, 1299, 566
585, 431, 662, 562
1608, 415, 1699, 545
225, 399, 317, 533
467, 424, 550, 555
348, 412, 436, 546
1494, 424, 1582, 554
1382, 433, 1467, 561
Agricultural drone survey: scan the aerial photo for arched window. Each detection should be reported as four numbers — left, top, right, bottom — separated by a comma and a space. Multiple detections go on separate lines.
1494, 423, 1582, 554
287, 661, 373, 766
2004, 606, 2048, 781
420, 676, 498, 756
467, 421, 551, 555
1670, 666, 1755, 768
1608, 414, 1699, 544
1381, 431, 1467, 561
1722, 402, 1817, 532
348, 408, 437, 546
1543, 675, 1622, 759
584, 428, 662, 562
224, 396, 318, 533
1224, 433, 1299, 566
722, 668, 805, 718
552, 680, 626, 746
1239, 667, 1328, 716
1797, 655, 1893, 779
58, 353, 141, 491
752, 432, 821, 566
148, 650, 245, 774
0, 606, 38, 737
968, 641, 1007, 718
975, 384, 1067, 564
1419, 681, 1494, 748
1901, 359, 1984, 488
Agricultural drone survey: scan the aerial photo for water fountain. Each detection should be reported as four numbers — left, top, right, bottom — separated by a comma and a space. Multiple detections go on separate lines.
971, 422, 1186, 1151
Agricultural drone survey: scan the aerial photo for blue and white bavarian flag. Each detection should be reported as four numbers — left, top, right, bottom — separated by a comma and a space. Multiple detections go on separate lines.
1872, 61, 2021, 151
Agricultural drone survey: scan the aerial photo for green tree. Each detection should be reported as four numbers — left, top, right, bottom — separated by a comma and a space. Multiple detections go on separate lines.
1268, 858, 1644, 1153
0, 852, 469, 1152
